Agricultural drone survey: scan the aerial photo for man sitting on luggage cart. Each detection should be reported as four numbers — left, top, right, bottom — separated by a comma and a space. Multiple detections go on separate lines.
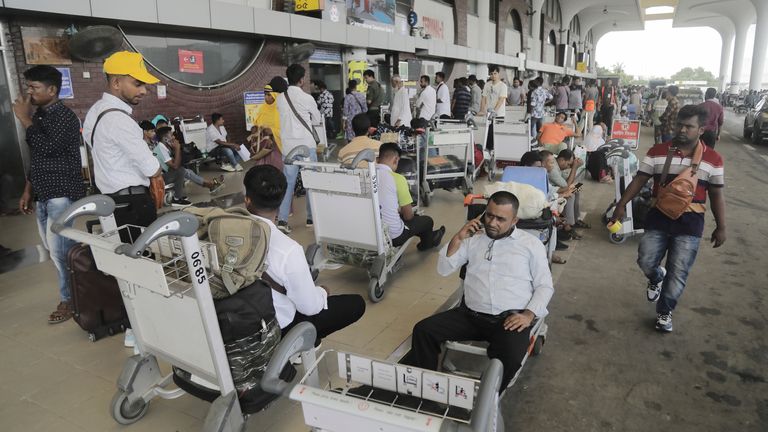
338, 113, 382, 167
404, 191, 554, 392
377, 143, 446, 250
242, 165, 366, 347
536, 111, 581, 153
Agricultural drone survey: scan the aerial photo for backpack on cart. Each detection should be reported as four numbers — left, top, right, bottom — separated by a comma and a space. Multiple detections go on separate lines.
67, 244, 129, 341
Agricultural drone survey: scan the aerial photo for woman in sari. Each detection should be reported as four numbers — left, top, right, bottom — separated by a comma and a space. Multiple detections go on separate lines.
343, 79, 367, 142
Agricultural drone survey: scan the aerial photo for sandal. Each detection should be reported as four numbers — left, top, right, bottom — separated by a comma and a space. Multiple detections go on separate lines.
575, 220, 592, 229
569, 230, 583, 240
48, 301, 73, 324
208, 177, 225, 194
551, 255, 567, 264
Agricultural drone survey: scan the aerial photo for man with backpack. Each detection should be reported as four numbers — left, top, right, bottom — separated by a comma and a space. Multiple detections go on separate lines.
243, 165, 366, 346
611, 105, 726, 333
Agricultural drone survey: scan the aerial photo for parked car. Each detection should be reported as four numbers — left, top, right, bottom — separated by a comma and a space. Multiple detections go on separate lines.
743, 95, 768, 144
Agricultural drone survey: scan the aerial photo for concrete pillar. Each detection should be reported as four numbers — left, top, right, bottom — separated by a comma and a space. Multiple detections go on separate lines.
530, 0, 546, 62
749, 1, 768, 90
719, 31, 734, 92
478, 0, 490, 53
730, 23, 749, 90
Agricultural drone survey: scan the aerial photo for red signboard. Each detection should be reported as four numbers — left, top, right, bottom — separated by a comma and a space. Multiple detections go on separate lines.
610, 120, 641, 149
423, 16, 444, 40
178, 49, 204, 74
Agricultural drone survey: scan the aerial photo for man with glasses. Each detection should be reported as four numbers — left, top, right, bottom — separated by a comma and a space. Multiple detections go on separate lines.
404, 191, 554, 392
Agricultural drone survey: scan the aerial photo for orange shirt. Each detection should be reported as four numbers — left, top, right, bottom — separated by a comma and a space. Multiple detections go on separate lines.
539, 122, 574, 145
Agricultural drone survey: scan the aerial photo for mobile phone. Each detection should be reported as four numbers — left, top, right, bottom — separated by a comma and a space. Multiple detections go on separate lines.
574, 182, 583, 189
471, 211, 486, 236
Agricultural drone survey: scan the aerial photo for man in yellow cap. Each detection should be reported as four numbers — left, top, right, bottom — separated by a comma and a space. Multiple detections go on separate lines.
81, 50, 162, 350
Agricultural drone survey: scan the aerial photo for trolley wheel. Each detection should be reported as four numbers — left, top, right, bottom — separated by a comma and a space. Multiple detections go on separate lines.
110, 390, 150, 425
609, 233, 626, 244
163, 191, 174, 207
531, 337, 545, 357
421, 189, 431, 207
368, 278, 385, 303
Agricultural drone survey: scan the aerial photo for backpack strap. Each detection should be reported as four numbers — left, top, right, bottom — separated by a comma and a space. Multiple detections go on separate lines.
90, 108, 131, 147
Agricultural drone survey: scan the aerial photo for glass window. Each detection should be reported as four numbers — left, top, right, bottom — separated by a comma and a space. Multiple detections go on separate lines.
468, 0, 478, 16
123, 28, 263, 87
489, 1, 498, 22
396, 0, 412, 15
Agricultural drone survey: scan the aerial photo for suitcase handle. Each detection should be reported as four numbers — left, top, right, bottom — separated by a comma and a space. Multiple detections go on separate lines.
115, 211, 199, 258
51, 195, 116, 234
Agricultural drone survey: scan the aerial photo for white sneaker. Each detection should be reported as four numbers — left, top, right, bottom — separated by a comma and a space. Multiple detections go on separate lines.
221, 164, 235, 172
124, 329, 136, 348
234, 164, 244, 172
646, 267, 666, 302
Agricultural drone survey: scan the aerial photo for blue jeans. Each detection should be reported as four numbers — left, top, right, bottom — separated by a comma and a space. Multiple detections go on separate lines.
637, 229, 701, 314
278, 149, 318, 222
212, 146, 242, 167
36, 197, 77, 302
183, 167, 205, 186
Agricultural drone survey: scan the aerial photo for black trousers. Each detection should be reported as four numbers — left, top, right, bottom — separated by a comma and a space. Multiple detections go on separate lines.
109, 191, 157, 329
403, 304, 531, 392
281, 294, 366, 346
601, 105, 615, 134
701, 130, 717, 148
367, 109, 381, 128
392, 215, 435, 250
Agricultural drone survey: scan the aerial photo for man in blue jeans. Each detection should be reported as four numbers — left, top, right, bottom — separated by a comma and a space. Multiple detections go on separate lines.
13, 65, 84, 324
612, 104, 726, 332
276, 64, 322, 233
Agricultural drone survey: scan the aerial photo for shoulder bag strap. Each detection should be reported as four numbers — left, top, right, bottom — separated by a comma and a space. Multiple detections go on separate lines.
90, 108, 131, 148
690, 141, 704, 175
284, 90, 320, 142
261, 272, 287, 295
658, 145, 676, 186
356, 93, 366, 111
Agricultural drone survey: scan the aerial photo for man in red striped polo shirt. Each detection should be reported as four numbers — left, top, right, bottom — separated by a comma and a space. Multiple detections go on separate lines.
612, 104, 727, 332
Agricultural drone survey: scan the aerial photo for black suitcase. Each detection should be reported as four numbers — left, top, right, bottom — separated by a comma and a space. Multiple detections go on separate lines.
67, 244, 129, 341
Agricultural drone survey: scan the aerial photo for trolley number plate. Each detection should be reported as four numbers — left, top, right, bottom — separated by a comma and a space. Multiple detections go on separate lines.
191, 251, 207, 284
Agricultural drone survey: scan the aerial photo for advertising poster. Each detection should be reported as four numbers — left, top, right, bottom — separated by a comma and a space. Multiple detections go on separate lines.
55, 67, 74, 99
21, 26, 72, 65
348, 60, 368, 92
178, 49, 204, 74
346, 0, 395, 32
295, 0, 324, 11
610, 120, 641, 150
243, 91, 265, 131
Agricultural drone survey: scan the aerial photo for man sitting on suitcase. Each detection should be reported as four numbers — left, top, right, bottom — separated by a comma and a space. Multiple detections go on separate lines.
403, 191, 554, 392
242, 165, 366, 349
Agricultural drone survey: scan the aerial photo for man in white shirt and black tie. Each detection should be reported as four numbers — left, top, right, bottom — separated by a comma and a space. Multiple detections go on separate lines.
403, 191, 554, 392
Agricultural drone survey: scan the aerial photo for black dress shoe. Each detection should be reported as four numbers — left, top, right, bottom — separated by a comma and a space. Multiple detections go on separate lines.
555, 240, 569, 251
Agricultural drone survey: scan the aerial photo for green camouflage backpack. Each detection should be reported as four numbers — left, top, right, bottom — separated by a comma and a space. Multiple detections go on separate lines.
184, 207, 272, 299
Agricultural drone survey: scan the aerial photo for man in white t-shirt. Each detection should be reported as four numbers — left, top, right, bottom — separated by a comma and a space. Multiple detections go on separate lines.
416, 75, 437, 121
434, 71, 451, 118
205, 113, 244, 172
276, 63, 322, 233
479, 66, 508, 150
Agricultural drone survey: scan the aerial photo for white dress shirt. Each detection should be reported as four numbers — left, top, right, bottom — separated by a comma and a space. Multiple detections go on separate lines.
376, 164, 405, 239
277, 85, 322, 155
205, 124, 227, 152
390, 86, 412, 126
253, 215, 328, 328
435, 82, 451, 117
437, 228, 554, 317
82, 93, 160, 194
417, 85, 437, 120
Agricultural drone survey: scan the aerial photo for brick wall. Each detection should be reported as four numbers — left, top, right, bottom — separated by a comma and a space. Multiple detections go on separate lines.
454, 0, 468, 46
496, 0, 528, 56
9, 18, 288, 145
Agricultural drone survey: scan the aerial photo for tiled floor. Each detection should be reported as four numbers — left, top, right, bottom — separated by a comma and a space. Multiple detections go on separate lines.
0, 149, 576, 432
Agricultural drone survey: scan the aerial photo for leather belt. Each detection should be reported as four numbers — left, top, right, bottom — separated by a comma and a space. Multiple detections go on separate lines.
110, 185, 148, 196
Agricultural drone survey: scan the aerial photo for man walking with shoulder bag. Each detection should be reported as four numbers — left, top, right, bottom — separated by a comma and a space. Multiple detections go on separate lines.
611, 105, 726, 333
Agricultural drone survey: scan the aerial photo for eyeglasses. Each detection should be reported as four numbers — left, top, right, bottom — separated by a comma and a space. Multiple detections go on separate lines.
485, 240, 495, 261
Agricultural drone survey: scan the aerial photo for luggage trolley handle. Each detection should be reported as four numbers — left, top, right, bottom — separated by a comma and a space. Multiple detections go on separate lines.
51, 194, 116, 234
284, 144, 311, 165
114, 212, 199, 258
465, 358, 503, 432
261, 322, 317, 396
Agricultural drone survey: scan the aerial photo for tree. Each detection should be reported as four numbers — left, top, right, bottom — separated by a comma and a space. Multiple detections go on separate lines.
670, 67, 716, 85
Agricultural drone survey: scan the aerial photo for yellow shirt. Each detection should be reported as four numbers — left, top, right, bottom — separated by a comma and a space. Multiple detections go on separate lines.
254, 100, 282, 152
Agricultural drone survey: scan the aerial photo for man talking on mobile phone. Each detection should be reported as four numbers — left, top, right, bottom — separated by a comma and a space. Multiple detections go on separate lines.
403, 191, 554, 393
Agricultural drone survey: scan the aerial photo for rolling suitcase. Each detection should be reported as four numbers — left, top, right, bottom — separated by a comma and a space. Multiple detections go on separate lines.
67, 244, 129, 341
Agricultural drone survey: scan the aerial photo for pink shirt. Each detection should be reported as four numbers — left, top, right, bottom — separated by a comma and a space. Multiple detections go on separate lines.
700, 99, 724, 133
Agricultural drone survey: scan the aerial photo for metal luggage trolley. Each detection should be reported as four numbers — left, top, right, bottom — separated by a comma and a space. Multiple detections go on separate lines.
289, 147, 417, 303
487, 118, 531, 182
601, 140, 645, 244
421, 126, 474, 206
52, 195, 316, 431
282, 349, 506, 431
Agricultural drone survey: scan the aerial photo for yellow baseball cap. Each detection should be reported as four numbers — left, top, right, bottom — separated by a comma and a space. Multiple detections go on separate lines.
103, 51, 159, 84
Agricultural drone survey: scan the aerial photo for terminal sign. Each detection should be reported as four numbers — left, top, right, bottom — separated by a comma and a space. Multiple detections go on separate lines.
178, 49, 204, 74
610, 120, 641, 150
295, 0, 324, 11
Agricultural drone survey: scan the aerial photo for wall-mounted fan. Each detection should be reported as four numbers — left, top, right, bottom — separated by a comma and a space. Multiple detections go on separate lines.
68, 25, 124, 62
282, 43, 316, 65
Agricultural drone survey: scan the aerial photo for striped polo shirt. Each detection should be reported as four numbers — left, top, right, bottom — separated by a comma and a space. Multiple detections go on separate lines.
638, 141, 724, 237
